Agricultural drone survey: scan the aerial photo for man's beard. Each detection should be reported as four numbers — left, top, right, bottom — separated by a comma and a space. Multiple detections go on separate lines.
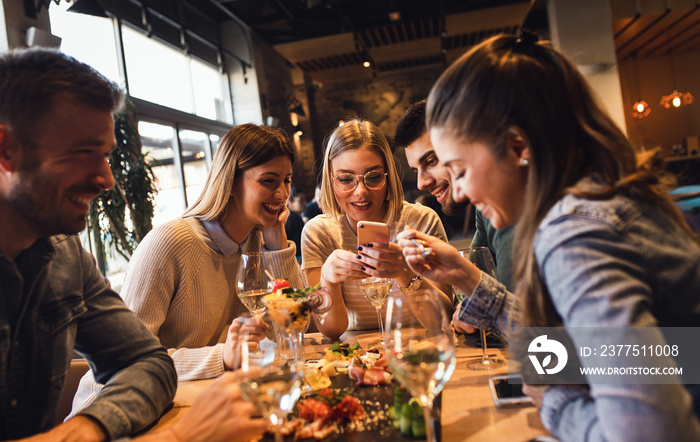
441, 198, 469, 216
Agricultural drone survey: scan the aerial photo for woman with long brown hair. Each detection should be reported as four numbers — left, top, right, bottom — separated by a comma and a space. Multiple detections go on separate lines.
399, 33, 700, 441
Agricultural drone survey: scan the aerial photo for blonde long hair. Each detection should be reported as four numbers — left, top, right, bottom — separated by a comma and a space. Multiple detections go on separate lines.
319, 119, 404, 223
183, 123, 296, 221
427, 33, 697, 327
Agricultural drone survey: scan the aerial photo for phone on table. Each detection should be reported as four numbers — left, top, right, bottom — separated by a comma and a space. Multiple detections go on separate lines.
488, 374, 534, 408
357, 221, 389, 246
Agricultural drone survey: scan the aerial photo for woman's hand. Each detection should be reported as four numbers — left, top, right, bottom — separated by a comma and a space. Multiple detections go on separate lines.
260, 205, 291, 250
320, 249, 366, 284
452, 302, 477, 334
356, 241, 410, 281
169, 372, 268, 442
522, 384, 550, 409
396, 228, 468, 286
222, 316, 267, 370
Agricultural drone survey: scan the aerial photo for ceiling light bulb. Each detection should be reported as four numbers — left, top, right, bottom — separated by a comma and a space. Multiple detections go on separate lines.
632, 100, 650, 119
672, 96, 681, 107
363, 61, 371, 68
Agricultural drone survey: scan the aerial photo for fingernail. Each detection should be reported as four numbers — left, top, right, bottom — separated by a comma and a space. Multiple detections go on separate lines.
360, 266, 366, 271
356, 255, 362, 260
367, 243, 374, 247
357, 246, 363, 251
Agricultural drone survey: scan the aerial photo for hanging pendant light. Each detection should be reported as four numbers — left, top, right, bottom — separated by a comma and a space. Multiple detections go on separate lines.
660, 90, 694, 109
630, 54, 650, 119
659, 28, 694, 110
632, 100, 651, 119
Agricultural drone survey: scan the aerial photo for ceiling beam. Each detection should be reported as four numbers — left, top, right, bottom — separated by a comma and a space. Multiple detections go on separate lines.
275, 32, 356, 61
368, 37, 441, 64
444, 2, 530, 36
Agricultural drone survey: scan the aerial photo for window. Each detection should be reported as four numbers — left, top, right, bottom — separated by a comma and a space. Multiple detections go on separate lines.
48, 2, 122, 85
50, 5, 233, 124
47, 5, 234, 287
210, 134, 222, 156
139, 121, 187, 227
191, 58, 233, 123
122, 26, 193, 114
180, 129, 209, 206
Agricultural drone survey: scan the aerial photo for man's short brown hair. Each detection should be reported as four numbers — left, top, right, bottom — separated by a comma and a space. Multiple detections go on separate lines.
0, 48, 123, 149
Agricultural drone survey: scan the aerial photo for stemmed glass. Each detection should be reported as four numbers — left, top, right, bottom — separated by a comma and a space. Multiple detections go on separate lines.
237, 252, 273, 317
356, 276, 393, 347
458, 247, 506, 370
235, 315, 304, 442
385, 288, 456, 442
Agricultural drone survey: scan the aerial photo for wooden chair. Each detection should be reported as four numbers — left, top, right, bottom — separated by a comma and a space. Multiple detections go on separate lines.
54, 359, 90, 426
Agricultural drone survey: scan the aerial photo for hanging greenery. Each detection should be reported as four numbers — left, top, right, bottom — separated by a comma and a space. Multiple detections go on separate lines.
89, 96, 157, 260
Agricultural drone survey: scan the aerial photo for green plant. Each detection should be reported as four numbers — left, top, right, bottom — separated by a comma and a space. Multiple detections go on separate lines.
88, 97, 157, 261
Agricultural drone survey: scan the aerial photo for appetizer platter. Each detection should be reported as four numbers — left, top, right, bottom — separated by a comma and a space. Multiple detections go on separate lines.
260, 342, 442, 441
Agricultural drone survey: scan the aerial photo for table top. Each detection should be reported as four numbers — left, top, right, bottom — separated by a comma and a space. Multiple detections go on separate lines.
147, 331, 549, 442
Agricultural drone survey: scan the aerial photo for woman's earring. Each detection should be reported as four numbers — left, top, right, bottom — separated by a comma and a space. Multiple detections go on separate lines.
519, 158, 529, 166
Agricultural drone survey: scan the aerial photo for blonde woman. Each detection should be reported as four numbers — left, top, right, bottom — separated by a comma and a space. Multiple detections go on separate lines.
71, 124, 303, 415
301, 119, 452, 339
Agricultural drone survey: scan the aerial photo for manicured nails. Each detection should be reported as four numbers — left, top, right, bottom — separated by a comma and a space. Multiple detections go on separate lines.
356, 255, 362, 260
357, 246, 363, 251
360, 266, 366, 271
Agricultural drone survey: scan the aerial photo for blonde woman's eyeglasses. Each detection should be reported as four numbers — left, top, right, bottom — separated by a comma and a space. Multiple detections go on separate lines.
332, 171, 387, 192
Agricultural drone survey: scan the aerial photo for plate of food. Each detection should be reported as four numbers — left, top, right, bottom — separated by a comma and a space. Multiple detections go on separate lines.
261, 343, 442, 441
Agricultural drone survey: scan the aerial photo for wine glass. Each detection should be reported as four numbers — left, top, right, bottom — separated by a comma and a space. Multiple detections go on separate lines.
458, 247, 506, 370
235, 315, 304, 442
237, 252, 272, 317
356, 276, 393, 347
385, 288, 456, 442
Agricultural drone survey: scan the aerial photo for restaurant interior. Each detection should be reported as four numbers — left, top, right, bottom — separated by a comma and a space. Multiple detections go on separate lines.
1, 0, 699, 440
4, 1, 696, 276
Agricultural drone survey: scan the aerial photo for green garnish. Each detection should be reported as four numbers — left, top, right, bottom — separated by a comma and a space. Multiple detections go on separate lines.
308, 388, 353, 406
281, 282, 323, 299
328, 342, 360, 357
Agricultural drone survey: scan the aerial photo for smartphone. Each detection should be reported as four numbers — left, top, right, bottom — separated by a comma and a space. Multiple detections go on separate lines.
357, 221, 389, 246
488, 374, 534, 407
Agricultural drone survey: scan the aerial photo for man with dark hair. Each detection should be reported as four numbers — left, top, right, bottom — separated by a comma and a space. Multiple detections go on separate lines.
395, 100, 515, 333
395, 100, 466, 217
0, 48, 177, 440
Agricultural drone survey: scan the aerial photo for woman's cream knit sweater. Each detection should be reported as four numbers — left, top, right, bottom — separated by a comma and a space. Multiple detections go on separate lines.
69, 217, 302, 416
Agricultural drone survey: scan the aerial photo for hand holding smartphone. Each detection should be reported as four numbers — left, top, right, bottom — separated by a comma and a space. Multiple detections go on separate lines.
357, 221, 389, 246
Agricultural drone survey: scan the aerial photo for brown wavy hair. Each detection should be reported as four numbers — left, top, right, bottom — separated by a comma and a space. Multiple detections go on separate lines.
427, 33, 697, 327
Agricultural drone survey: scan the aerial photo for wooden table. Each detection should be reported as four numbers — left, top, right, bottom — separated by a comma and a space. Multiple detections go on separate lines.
147, 331, 549, 441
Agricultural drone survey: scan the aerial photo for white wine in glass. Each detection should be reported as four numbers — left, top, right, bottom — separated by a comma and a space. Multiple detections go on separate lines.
458, 247, 506, 370
235, 318, 303, 442
357, 276, 393, 346
239, 289, 270, 315
237, 252, 272, 317
385, 289, 456, 442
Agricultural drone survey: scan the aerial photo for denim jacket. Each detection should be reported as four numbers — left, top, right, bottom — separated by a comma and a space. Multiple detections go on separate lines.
457, 185, 700, 440
0, 235, 176, 440
535, 188, 700, 441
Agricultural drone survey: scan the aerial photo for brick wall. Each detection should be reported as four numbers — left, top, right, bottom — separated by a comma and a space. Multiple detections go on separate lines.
294, 65, 445, 198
